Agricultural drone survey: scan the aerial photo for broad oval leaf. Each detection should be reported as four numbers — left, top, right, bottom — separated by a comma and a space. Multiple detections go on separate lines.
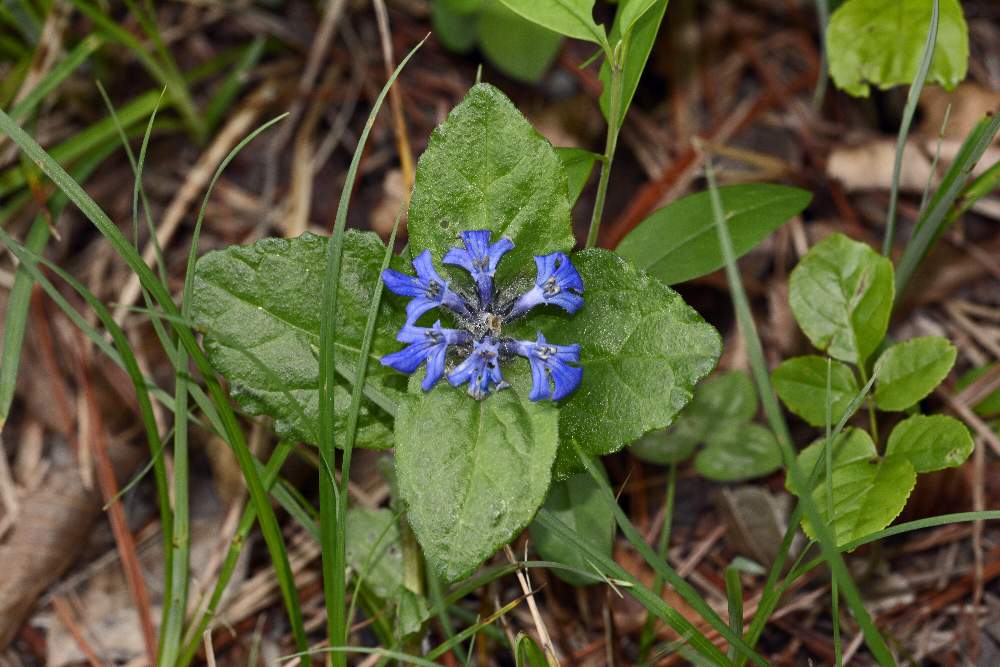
528, 463, 614, 586
555, 146, 600, 207
789, 233, 894, 365
497, 0, 607, 47
616, 184, 811, 285
789, 429, 916, 547
345, 508, 403, 601
874, 336, 956, 411
772, 355, 860, 428
394, 377, 559, 582
827, 0, 969, 98
694, 424, 782, 482
529, 249, 721, 479
192, 231, 403, 448
478, 3, 564, 83
431, 1, 479, 53
885, 414, 973, 473
407, 83, 575, 282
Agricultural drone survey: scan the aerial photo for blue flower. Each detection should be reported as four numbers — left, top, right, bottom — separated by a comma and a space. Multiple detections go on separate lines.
382, 249, 472, 324
506, 252, 584, 319
443, 230, 514, 308
448, 336, 507, 399
511, 333, 582, 401
380, 230, 584, 402
380, 321, 471, 391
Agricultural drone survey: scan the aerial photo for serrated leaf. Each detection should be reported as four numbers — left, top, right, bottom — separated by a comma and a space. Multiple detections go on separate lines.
874, 336, 956, 411
826, 0, 969, 97
772, 355, 860, 428
345, 508, 403, 600
789, 429, 916, 547
497, 0, 607, 47
528, 464, 613, 586
957, 364, 1000, 418
617, 184, 811, 285
394, 377, 559, 582
407, 83, 575, 282
598, 0, 668, 124
694, 424, 782, 482
478, 3, 563, 83
191, 231, 404, 447
789, 233, 894, 365
555, 147, 600, 207
527, 249, 721, 479
885, 414, 973, 473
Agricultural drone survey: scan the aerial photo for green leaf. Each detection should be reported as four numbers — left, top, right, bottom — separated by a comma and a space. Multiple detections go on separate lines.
874, 336, 956, 411
345, 508, 403, 600
598, 0, 669, 124
694, 424, 782, 482
885, 414, 973, 473
616, 184, 811, 285
788, 429, 916, 547
772, 356, 860, 428
191, 231, 403, 448
496, 0, 608, 48
788, 233, 894, 365
629, 426, 699, 465
478, 3, 564, 83
527, 464, 614, 586
555, 147, 600, 207
957, 364, 1000, 418
431, 1, 478, 53
394, 377, 559, 582
528, 249, 721, 478
397, 589, 432, 639
826, 0, 968, 97
407, 83, 575, 282
515, 633, 550, 667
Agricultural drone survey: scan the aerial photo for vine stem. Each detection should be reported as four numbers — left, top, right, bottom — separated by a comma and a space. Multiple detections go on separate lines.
585, 44, 625, 249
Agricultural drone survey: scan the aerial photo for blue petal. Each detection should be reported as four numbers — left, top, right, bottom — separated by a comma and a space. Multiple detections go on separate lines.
512, 333, 582, 402
384, 250, 473, 323
447, 336, 505, 399
506, 252, 584, 319
443, 230, 514, 307
381, 322, 469, 390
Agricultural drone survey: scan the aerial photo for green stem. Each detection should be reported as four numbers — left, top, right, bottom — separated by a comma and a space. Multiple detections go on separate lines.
637, 461, 677, 662
585, 45, 625, 249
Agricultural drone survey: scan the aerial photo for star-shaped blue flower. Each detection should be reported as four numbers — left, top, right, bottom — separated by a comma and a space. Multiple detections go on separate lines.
381, 231, 584, 401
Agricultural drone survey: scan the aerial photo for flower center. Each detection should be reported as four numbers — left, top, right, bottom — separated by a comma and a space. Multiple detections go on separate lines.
542, 276, 561, 296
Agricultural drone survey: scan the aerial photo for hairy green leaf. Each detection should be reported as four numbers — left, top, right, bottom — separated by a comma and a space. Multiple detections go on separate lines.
694, 424, 782, 482
789, 233, 894, 365
192, 231, 404, 447
617, 184, 811, 285
827, 0, 968, 97
497, 0, 607, 47
874, 336, 956, 411
478, 3, 563, 83
885, 414, 973, 473
528, 464, 614, 586
394, 376, 559, 582
407, 83, 575, 282
772, 356, 860, 427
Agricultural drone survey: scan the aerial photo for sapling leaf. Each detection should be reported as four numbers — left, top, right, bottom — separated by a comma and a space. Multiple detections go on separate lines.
957, 364, 1000, 418
598, 0, 669, 124
826, 0, 967, 98
873, 336, 956, 411
788, 233, 894, 365
528, 463, 614, 586
772, 356, 860, 428
884, 414, 973, 473
788, 429, 916, 547
514, 633, 549, 667
617, 184, 811, 285
394, 374, 559, 582
555, 147, 600, 207
496, 0, 608, 49
431, 0, 480, 53
407, 83, 575, 282
694, 424, 782, 482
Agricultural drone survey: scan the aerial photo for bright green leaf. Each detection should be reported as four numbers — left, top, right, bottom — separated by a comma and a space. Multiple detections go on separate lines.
515, 633, 550, 667
772, 356, 860, 428
555, 147, 600, 207
616, 184, 811, 285
826, 0, 969, 97
788, 233, 894, 365
616, 0, 661, 37
957, 364, 1000, 418
528, 464, 614, 586
478, 3, 564, 83
345, 508, 403, 600
407, 83, 575, 282
496, 0, 608, 48
394, 377, 559, 582
874, 336, 956, 411
885, 414, 973, 473
789, 429, 916, 547
192, 231, 403, 448
694, 424, 782, 482
598, 0, 668, 124
527, 249, 721, 479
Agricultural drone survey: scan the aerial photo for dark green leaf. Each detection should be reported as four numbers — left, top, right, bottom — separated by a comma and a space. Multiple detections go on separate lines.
407, 83, 575, 281
192, 231, 403, 447
885, 414, 973, 473
598, 0, 668, 124
772, 356, 860, 427
478, 3, 563, 83
826, 0, 968, 97
874, 336, 956, 411
528, 464, 614, 586
789, 233, 894, 365
496, 0, 607, 47
616, 184, 811, 285
514, 633, 550, 667
694, 424, 782, 482
555, 147, 600, 207
431, 1, 479, 53
394, 377, 559, 582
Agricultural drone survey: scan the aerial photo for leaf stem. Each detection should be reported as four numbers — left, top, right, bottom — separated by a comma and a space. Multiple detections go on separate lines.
585, 44, 625, 249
